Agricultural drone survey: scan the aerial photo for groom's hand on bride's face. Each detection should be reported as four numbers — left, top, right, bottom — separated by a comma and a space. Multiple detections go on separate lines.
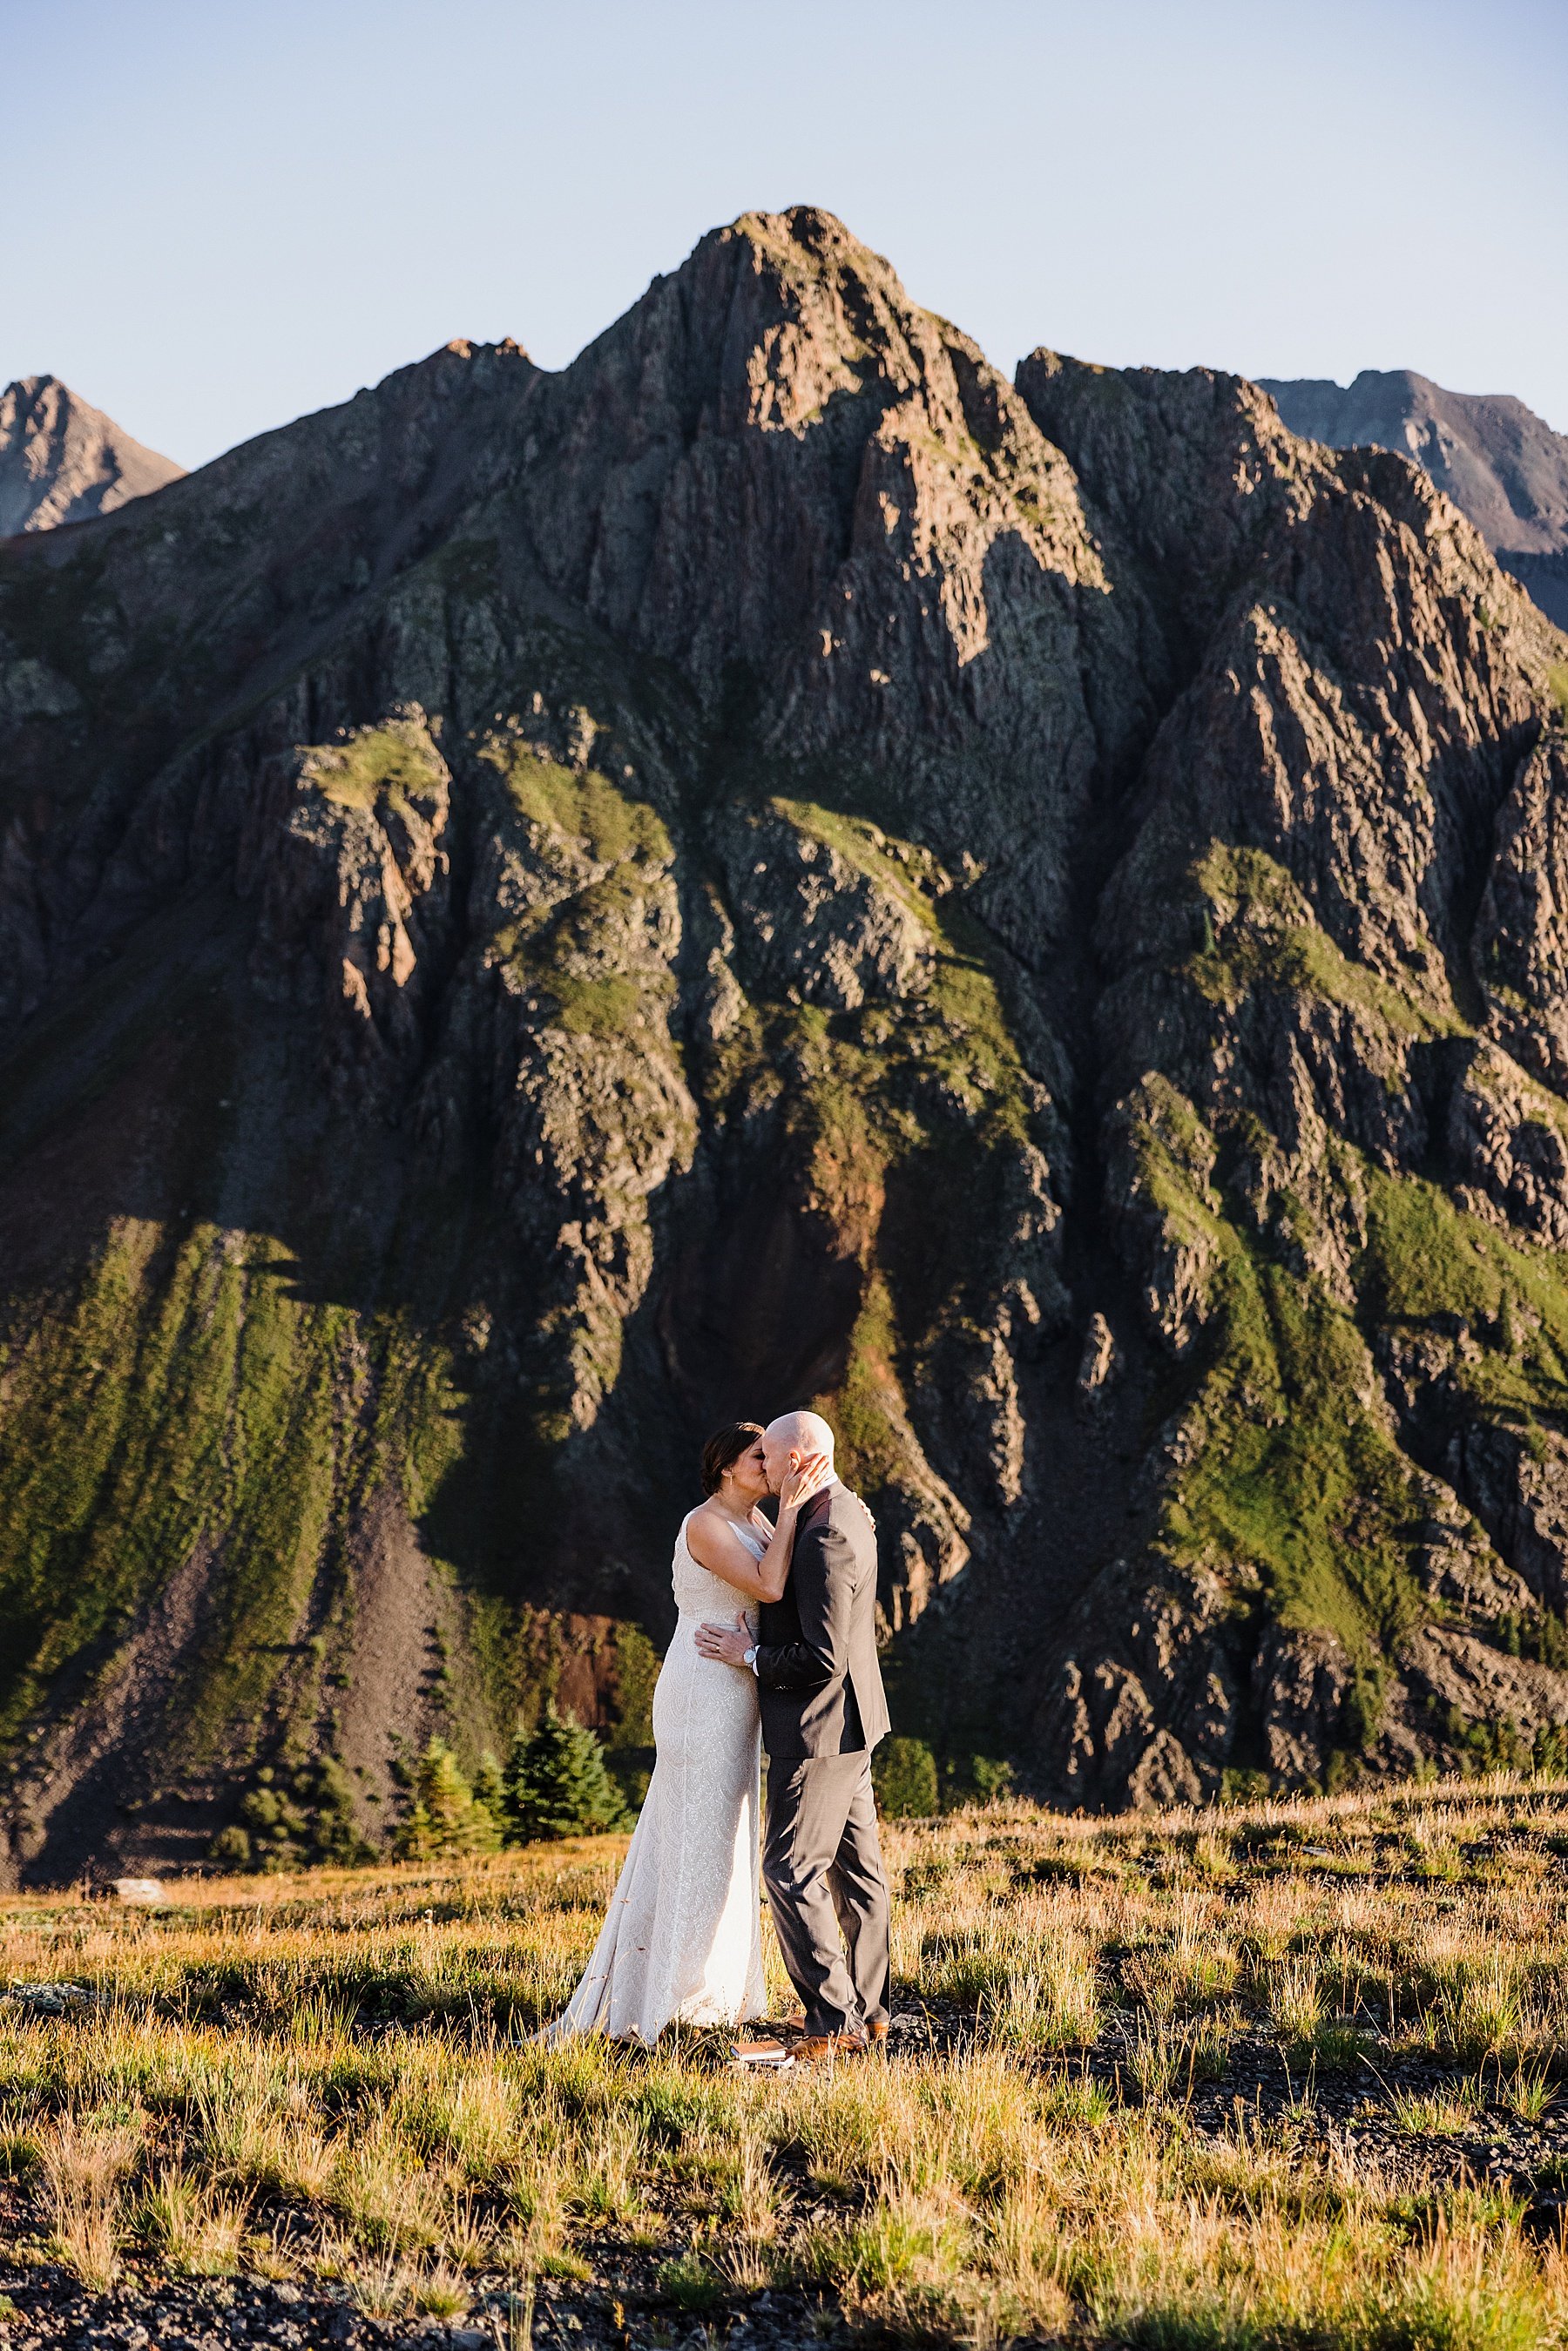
781, 1449, 830, 1511
695, 1613, 752, 1665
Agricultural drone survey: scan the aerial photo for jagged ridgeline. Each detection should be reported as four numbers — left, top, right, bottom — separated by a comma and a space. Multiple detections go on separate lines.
2, 208, 1567, 1881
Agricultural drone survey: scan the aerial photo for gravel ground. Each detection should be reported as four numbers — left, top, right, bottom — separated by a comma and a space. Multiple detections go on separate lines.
4, 1995, 1563, 2351
0, 2246, 855, 2351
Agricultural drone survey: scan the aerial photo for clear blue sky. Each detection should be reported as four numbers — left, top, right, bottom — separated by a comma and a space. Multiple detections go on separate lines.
8, 0, 1565, 470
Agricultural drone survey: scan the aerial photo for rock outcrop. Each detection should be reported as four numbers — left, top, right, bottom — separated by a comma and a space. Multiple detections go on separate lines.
1, 210, 1567, 1879
1262, 368, 1568, 628
0, 376, 184, 536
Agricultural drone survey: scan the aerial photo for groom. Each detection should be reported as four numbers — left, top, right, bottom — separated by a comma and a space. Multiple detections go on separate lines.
696, 1410, 892, 2057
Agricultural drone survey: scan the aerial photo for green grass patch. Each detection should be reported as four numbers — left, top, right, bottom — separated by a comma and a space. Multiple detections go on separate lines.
768, 794, 1034, 1145
828, 1273, 909, 1495
541, 973, 645, 1041
478, 742, 676, 1045
1163, 1247, 1424, 1662
481, 741, 669, 866
772, 795, 943, 937
1362, 1171, 1568, 1423
656, 2253, 726, 2310
923, 909, 1035, 1145
1131, 1047, 1568, 1681
0, 1218, 504, 1773
1143, 1111, 1428, 1666
0, 1220, 346, 1758
1188, 842, 1455, 1039
302, 716, 445, 816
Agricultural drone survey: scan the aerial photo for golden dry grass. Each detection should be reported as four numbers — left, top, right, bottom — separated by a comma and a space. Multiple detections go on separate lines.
7, 1777, 1568, 2343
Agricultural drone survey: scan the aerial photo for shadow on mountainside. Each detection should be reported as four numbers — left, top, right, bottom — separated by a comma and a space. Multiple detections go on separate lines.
0, 783, 1167, 1883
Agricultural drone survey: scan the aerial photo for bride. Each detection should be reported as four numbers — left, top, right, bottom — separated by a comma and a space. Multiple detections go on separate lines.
541, 1422, 830, 2042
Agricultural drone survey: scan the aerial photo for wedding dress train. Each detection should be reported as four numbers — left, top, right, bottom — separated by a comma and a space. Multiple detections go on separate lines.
542, 1515, 767, 2042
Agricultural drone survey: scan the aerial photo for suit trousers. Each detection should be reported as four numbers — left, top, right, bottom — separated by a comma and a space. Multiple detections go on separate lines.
761, 1748, 891, 2037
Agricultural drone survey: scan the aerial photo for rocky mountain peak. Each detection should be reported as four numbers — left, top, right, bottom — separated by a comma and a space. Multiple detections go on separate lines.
1261, 368, 1568, 628
0, 374, 184, 536
1261, 369, 1568, 558
3, 215, 1568, 1881
522, 206, 1103, 749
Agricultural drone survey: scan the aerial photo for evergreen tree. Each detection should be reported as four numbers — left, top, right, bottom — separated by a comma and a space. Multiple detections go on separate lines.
506, 1705, 628, 1842
398, 1736, 502, 1859
294, 1756, 372, 1865
210, 1754, 373, 1874
472, 1749, 507, 1825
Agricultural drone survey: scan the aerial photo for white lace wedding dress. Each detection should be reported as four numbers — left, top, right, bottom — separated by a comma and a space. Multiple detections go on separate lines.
542, 1514, 768, 2042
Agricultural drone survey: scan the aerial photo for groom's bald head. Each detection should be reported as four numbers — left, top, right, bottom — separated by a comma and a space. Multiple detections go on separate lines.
761, 1411, 835, 1492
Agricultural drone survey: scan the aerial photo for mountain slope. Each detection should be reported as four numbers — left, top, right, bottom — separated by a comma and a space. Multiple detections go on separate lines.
1261, 369, 1568, 629
1, 212, 1566, 1882
0, 376, 185, 537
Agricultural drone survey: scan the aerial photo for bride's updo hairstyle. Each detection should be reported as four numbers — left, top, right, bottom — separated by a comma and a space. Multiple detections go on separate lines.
700, 1421, 765, 1496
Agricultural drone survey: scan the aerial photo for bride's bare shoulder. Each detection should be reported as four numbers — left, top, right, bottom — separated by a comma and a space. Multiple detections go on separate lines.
683, 1497, 725, 1554
687, 1500, 760, 1577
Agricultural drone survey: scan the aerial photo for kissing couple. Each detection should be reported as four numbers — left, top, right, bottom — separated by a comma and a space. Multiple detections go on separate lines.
543, 1411, 890, 2057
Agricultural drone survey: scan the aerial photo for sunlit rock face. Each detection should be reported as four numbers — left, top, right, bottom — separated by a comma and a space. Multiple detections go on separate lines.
1, 210, 1566, 1881
0, 375, 184, 537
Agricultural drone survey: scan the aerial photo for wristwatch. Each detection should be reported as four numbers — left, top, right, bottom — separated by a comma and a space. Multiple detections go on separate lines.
742, 1645, 760, 1674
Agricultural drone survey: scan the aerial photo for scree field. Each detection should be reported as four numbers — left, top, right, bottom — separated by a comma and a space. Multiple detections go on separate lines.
6, 1782, 1568, 2348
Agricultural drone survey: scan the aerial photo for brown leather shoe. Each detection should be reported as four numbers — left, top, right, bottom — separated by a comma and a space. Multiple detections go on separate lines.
794, 2030, 868, 2061
866, 2019, 889, 2046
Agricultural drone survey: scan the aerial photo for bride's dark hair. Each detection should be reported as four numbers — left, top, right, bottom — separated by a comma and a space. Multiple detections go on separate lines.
700, 1421, 765, 1496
